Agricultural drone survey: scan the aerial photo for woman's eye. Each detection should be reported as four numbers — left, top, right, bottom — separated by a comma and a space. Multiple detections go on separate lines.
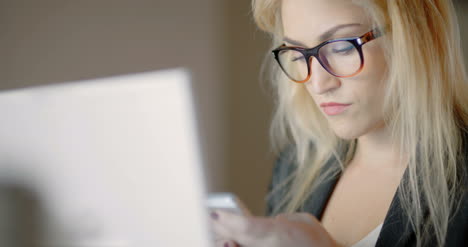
332, 45, 354, 54
291, 56, 305, 62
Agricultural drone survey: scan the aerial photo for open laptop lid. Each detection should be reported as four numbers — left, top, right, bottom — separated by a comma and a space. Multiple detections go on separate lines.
0, 69, 212, 247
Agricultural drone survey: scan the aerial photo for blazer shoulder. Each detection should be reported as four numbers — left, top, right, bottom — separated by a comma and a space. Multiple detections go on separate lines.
265, 145, 297, 216
265, 144, 343, 217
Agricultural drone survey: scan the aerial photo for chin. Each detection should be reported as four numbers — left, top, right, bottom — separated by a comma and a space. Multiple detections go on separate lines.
333, 130, 361, 140
331, 125, 366, 140
331, 118, 386, 140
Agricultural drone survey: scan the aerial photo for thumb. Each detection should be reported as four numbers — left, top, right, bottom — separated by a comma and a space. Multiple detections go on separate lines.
274, 212, 319, 225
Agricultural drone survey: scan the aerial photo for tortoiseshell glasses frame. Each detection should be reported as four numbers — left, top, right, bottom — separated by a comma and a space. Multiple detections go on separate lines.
272, 28, 384, 83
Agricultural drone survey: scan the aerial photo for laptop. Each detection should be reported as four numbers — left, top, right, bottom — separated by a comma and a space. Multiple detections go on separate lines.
0, 69, 212, 247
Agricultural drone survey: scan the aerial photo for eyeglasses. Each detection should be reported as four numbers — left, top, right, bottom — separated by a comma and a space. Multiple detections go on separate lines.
272, 28, 384, 83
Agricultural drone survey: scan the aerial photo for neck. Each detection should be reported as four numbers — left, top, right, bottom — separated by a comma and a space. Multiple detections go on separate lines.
351, 123, 407, 170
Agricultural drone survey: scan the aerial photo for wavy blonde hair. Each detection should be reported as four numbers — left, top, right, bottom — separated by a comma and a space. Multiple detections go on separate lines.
252, 0, 468, 246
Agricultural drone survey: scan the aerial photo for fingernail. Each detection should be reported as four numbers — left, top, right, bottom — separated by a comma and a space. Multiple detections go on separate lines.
224, 242, 229, 247
210, 211, 219, 220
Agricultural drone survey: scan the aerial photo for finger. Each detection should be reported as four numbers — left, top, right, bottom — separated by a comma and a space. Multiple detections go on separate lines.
212, 210, 275, 245
214, 239, 239, 247
210, 210, 233, 239
274, 212, 319, 225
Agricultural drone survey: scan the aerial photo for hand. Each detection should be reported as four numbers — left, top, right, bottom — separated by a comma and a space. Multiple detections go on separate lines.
209, 210, 340, 247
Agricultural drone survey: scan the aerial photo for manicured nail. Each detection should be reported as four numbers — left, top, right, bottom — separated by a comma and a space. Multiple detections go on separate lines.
224, 242, 229, 247
210, 211, 219, 220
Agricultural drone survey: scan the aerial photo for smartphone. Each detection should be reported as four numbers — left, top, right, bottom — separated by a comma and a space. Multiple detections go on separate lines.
206, 192, 251, 216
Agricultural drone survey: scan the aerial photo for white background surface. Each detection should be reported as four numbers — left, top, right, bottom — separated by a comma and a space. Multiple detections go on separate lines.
0, 69, 212, 247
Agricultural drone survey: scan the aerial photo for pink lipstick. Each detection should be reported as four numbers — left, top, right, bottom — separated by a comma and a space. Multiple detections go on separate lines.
320, 102, 352, 116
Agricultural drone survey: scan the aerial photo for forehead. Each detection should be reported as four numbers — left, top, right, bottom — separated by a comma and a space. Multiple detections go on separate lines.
281, 0, 370, 45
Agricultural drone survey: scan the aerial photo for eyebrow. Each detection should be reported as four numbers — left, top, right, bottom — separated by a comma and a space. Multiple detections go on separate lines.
283, 23, 363, 47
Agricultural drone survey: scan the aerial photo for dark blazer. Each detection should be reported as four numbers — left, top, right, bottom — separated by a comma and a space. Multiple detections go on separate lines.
266, 140, 468, 246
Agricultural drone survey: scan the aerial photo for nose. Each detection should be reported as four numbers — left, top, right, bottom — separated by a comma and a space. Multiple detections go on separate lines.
305, 56, 341, 94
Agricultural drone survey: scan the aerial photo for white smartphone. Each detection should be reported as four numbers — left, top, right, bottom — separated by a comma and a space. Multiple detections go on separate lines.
206, 192, 251, 216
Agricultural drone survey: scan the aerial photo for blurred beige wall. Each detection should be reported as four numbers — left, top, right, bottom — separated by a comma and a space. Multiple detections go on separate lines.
225, 2, 273, 215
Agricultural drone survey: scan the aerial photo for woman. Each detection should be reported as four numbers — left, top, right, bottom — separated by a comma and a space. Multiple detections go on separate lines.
210, 0, 468, 246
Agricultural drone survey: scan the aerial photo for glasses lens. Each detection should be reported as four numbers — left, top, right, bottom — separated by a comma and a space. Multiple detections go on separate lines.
276, 49, 308, 82
318, 41, 362, 77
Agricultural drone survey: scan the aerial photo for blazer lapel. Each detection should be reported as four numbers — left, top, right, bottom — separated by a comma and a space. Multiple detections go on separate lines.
300, 157, 342, 219
301, 157, 418, 246
376, 131, 468, 246
375, 167, 415, 246
300, 131, 467, 246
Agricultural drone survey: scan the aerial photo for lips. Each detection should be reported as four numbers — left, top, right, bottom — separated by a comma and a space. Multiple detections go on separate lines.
320, 102, 352, 116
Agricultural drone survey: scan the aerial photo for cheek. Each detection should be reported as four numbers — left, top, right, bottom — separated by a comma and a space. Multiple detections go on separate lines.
360, 42, 388, 87
347, 48, 388, 134
350, 43, 388, 106
333, 87, 386, 139
330, 46, 388, 138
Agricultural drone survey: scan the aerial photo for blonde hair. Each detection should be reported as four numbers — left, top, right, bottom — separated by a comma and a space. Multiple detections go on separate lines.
252, 0, 468, 246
